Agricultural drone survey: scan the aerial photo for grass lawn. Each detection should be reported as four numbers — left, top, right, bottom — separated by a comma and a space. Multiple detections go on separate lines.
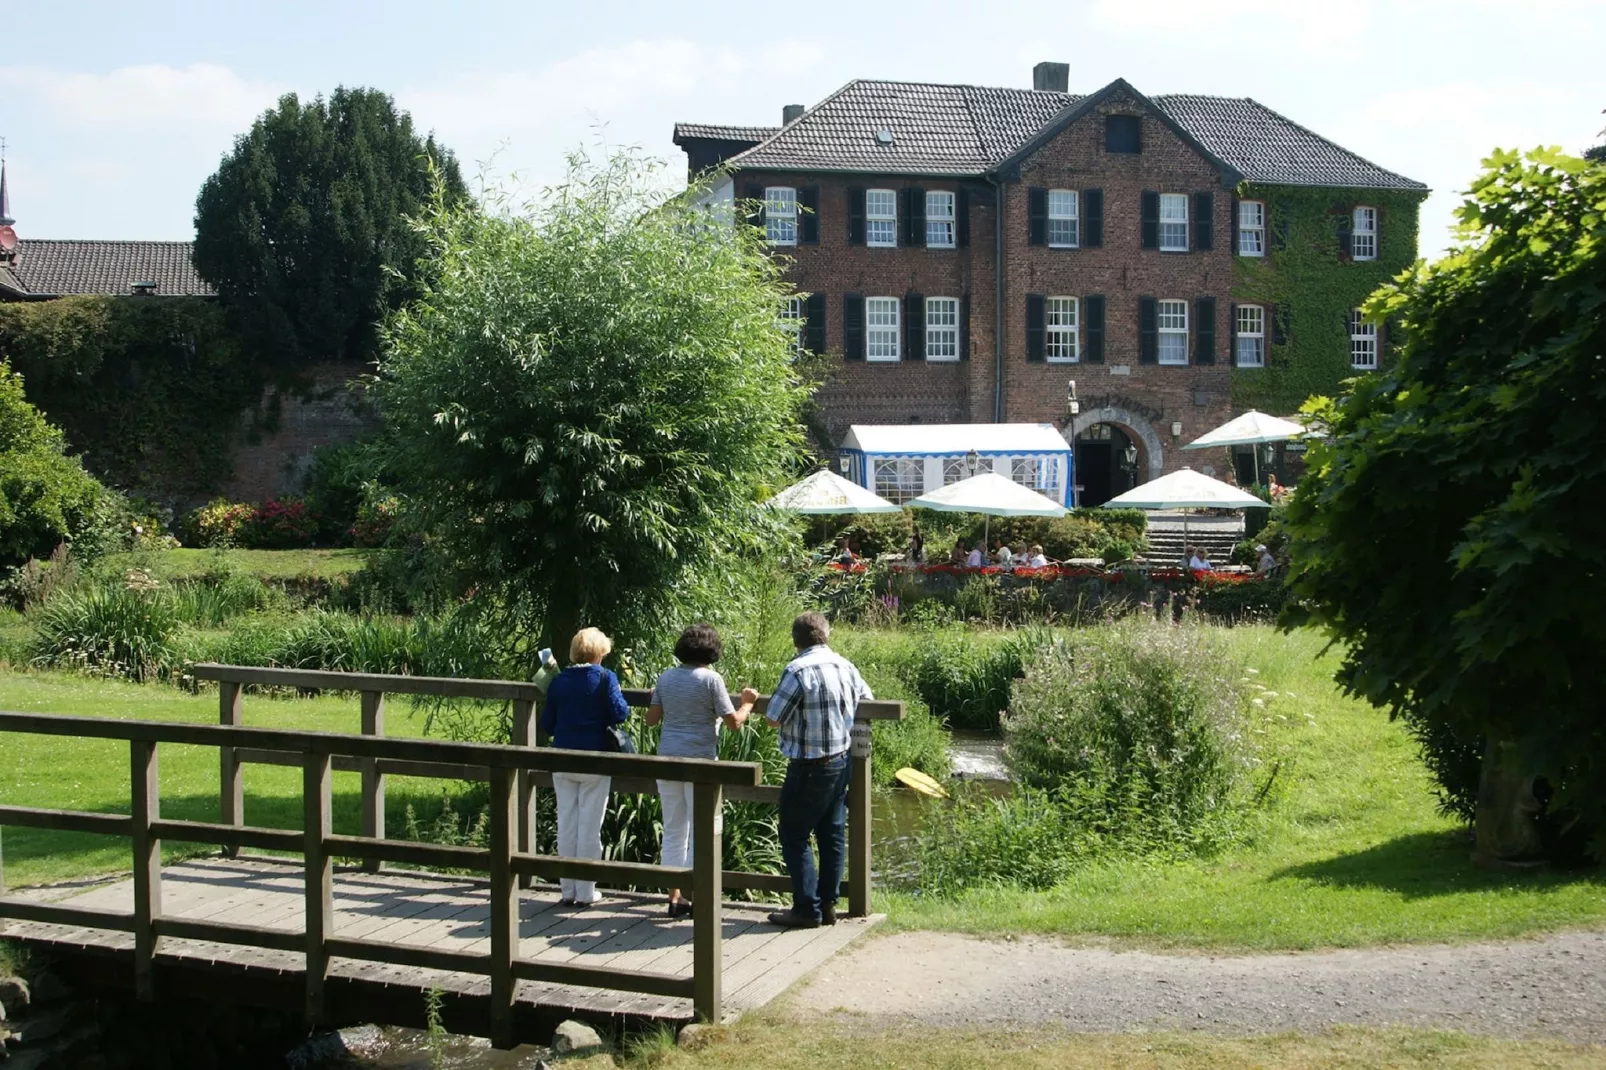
0, 671, 460, 886
881, 626, 1606, 950
615, 1018, 1603, 1070
104, 547, 372, 583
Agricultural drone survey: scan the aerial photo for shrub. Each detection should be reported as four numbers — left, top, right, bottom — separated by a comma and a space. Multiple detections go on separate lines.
30, 578, 184, 681
236, 497, 319, 549
910, 783, 1089, 892
0, 542, 80, 610
1004, 619, 1248, 838
901, 628, 1035, 731
183, 499, 255, 548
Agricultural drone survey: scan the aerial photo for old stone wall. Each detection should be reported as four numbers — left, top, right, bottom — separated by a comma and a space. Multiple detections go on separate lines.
223, 363, 375, 503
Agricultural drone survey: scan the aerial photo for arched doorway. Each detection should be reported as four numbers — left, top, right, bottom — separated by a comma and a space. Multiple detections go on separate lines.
1073, 423, 1141, 507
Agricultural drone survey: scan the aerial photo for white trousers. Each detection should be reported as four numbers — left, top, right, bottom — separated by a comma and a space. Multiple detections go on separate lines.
658, 780, 723, 877
552, 772, 610, 904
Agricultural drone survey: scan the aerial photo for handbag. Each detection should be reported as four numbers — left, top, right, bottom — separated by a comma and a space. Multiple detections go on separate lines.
604, 724, 637, 755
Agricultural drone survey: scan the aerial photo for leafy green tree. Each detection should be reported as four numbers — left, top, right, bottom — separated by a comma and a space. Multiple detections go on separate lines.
376, 152, 809, 661
0, 361, 112, 568
1281, 149, 1606, 861
194, 87, 467, 367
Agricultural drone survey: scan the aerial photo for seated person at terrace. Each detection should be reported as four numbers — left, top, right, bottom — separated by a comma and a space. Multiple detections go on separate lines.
1257, 543, 1277, 575
1025, 544, 1049, 569
1188, 547, 1213, 571
994, 542, 1014, 569
965, 542, 984, 568
950, 541, 968, 565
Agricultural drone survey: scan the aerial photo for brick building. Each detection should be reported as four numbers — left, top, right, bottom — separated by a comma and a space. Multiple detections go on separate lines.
675, 64, 1426, 505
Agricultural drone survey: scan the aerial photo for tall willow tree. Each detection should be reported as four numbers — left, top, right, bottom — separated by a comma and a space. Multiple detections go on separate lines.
376, 154, 809, 662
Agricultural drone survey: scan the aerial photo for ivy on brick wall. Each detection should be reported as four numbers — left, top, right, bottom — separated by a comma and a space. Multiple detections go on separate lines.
0, 296, 270, 502
1230, 184, 1425, 414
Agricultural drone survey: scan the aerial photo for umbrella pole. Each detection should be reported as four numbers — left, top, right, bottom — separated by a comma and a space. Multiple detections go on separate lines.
984, 515, 991, 553
1253, 448, 1261, 489
1183, 510, 1190, 566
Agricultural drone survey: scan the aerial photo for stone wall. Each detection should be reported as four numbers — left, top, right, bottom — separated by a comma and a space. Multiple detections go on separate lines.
223, 363, 375, 504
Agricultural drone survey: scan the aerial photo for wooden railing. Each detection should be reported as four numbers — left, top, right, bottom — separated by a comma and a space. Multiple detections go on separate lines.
0, 664, 903, 1044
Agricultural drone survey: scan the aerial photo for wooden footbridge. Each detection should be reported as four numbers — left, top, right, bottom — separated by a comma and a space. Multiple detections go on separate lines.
0, 665, 901, 1046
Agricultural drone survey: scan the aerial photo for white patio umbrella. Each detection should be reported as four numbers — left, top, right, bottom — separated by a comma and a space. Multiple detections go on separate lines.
1102, 467, 1270, 562
1181, 409, 1317, 486
765, 468, 902, 515
907, 471, 1066, 548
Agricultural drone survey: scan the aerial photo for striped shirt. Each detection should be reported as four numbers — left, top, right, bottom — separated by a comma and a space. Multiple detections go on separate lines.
651, 665, 734, 760
766, 645, 873, 760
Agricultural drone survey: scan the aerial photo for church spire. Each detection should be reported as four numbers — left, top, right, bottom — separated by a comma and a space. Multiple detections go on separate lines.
0, 142, 13, 227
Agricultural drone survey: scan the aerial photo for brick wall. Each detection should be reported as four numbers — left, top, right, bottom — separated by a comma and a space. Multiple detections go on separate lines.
223, 363, 375, 503
737, 87, 1237, 476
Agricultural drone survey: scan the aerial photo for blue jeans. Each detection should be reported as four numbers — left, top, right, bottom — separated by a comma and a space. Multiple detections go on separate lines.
777, 753, 850, 920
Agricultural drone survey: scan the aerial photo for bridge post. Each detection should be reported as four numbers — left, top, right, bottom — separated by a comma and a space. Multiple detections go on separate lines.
488, 766, 518, 1048
511, 698, 537, 890
848, 722, 873, 918
303, 751, 334, 1025
359, 690, 386, 872
692, 781, 723, 1023
219, 681, 243, 854
131, 739, 162, 1001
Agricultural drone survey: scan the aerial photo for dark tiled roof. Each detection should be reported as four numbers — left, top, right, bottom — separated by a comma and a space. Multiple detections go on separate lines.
0, 240, 212, 298
672, 123, 780, 144
714, 79, 1425, 191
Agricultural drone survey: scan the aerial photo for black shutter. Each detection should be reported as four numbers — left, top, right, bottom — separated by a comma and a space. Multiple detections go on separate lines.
1028, 187, 1048, 246
1337, 211, 1353, 257
804, 293, 826, 354
906, 292, 925, 360
1084, 295, 1105, 364
1272, 303, 1289, 346
745, 183, 766, 230
956, 187, 970, 247
1271, 211, 1288, 252
843, 294, 865, 359
797, 186, 819, 245
959, 296, 970, 360
1140, 191, 1160, 249
904, 187, 925, 247
1082, 188, 1104, 248
1229, 302, 1239, 365
1026, 294, 1046, 362
1230, 196, 1241, 256
1138, 296, 1158, 363
1195, 296, 1216, 364
847, 187, 866, 245
1193, 191, 1214, 251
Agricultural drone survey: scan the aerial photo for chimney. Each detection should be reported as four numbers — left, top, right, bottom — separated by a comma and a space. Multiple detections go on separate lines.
1033, 62, 1069, 93
782, 104, 805, 125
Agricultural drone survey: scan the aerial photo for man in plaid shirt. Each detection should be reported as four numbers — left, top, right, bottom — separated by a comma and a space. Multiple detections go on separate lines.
753, 612, 873, 928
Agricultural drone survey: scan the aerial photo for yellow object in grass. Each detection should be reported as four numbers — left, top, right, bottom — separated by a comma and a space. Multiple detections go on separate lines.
895, 767, 949, 799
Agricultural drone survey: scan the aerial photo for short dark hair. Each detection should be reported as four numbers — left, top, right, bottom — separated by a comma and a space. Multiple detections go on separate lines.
673, 624, 723, 666
792, 612, 830, 649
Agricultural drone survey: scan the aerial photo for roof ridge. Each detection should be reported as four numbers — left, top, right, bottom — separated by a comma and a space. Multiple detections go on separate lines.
1236, 97, 1426, 189
20, 237, 196, 246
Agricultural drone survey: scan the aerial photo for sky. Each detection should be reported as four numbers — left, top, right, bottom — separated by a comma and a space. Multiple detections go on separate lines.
4, 0, 1603, 257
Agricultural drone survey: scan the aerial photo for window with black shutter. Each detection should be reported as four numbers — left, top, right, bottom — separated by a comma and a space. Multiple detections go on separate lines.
1106, 115, 1141, 153
744, 184, 765, 229
1337, 211, 1353, 258
960, 297, 970, 360
1194, 297, 1216, 364
905, 292, 925, 360
956, 187, 970, 247
1230, 196, 1240, 255
843, 294, 865, 359
903, 188, 925, 248
847, 187, 866, 245
804, 293, 826, 354
1193, 192, 1214, 251
1271, 212, 1288, 252
797, 187, 819, 245
1082, 189, 1104, 248
1028, 187, 1048, 246
1272, 303, 1289, 346
1084, 295, 1105, 363
1140, 191, 1160, 249
1138, 296, 1158, 363
1026, 294, 1046, 362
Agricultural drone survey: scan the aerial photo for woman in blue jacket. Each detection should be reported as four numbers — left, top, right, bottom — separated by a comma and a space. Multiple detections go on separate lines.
539, 627, 629, 906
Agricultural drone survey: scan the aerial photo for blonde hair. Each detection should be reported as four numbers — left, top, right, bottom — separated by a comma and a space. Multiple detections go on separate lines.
569, 627, 613, 664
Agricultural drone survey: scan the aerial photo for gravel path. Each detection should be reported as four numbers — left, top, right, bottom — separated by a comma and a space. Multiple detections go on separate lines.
789, 929, 1606, 1042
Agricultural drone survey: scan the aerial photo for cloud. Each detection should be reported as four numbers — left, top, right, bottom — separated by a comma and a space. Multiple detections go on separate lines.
0, 62, 285, 132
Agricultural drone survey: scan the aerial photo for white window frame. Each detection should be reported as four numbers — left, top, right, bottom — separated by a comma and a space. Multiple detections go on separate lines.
1235, 304, 1265, 368
1047, 189, 1079, 248
866, 189, 898, 248
1010, 457, 1060, 497
1159, 193, 1189, 252
765, 186, 797, 245
926, 190, 956, 248
778, 296, 805, 358
1045, 296, 1079, 363
866, 296, 900, 361
942, 457, 971, 485
1157, 299, 1189, 365
1350, 309, 1378, 369
925, 297, 959, 361
873, 457, 924, 504
1352, 206, 1377, 261
1238, 200, 1265, 257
